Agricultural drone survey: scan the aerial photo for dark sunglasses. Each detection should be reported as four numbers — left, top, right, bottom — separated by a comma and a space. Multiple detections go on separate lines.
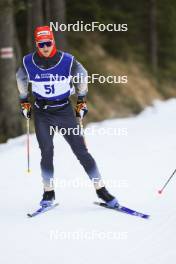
38, 41, 53, 48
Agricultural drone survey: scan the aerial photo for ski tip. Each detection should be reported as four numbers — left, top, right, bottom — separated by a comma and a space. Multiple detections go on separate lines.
93, 201, 100, 205
144, 215, 150, 220
141, 214, 150, 219
27, 213, 32, 217
94, 201, 106, 205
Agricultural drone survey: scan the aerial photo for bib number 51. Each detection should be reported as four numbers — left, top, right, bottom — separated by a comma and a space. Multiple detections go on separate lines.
44, 84, 55, 94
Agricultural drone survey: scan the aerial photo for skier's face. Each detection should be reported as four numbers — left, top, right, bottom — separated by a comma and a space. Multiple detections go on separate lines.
36, 40, 54, 57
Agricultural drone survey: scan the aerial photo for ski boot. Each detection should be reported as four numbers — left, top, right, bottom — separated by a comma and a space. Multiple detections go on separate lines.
96, 186, 119, 208
40, 190, 55, 207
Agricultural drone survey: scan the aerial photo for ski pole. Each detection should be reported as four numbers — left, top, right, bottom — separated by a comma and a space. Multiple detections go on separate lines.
26, 118, 31, 173
158, 168, 176, 194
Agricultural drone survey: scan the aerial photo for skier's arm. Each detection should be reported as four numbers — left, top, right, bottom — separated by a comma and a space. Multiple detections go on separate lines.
71, 58, 88, 100
16, 66, 31, 119
71, 59, 88, 118
16, 66, 29, 101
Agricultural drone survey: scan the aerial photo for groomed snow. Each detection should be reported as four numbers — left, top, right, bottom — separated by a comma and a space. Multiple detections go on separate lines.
1, 99, 176, 264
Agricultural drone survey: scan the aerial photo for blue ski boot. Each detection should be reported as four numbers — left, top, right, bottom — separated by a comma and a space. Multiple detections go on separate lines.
40, 190, 55, 207
96, 187, 119, 208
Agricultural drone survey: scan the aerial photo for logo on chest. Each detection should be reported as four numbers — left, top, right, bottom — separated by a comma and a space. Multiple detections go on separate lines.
34, 73, 69, 82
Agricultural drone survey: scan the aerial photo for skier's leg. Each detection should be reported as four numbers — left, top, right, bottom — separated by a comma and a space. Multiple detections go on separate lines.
63, 128, 118, 206
63, 126, 102, 182
34, 108, 55, 191
56, 104, 101, 183
57, 103, 119, 207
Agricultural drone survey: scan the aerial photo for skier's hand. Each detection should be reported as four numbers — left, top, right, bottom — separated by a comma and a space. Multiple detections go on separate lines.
75, 97, 88, 119
20, 100, 31, 119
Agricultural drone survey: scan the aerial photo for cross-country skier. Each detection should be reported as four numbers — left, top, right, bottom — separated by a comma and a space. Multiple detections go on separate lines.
16, 26, 118, 208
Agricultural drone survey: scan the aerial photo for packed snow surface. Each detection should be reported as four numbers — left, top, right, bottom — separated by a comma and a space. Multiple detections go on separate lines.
1, 99, 176, 264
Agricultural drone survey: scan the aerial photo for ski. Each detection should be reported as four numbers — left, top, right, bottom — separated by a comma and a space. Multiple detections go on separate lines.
27, 203, 59, 218
94, 202, 150, 219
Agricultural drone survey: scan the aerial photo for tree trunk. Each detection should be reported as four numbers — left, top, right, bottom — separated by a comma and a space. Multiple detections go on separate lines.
48, 0, 67, 50
27, 0, 44, 51
0, 0, 22, 142
149, 0, 158, 73
14, 22, 22, 68
44, 0, 51, 23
